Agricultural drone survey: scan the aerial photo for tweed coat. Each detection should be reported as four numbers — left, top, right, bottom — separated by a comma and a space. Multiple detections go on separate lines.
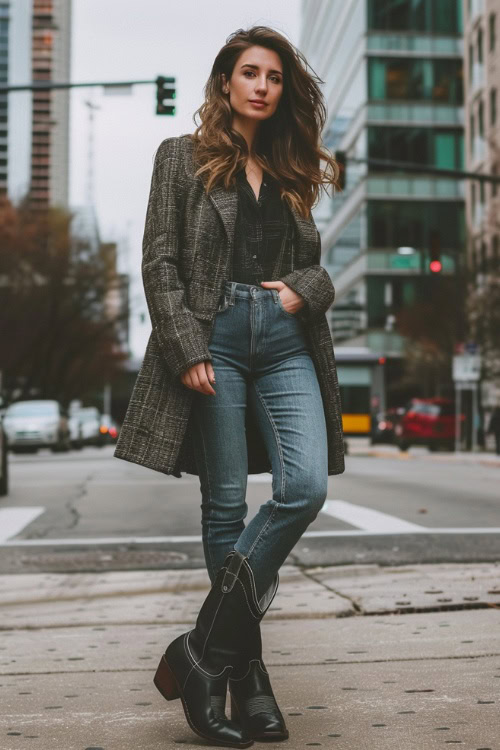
114, 134, 345, 477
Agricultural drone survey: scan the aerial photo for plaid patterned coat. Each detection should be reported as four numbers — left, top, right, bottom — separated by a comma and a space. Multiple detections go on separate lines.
114, 134, 345, 477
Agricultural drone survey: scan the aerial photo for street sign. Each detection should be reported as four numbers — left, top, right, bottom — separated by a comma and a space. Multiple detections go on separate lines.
452, 354, 481, 382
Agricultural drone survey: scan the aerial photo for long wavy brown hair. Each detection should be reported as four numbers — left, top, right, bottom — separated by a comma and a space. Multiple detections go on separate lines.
190, 25, 340, 219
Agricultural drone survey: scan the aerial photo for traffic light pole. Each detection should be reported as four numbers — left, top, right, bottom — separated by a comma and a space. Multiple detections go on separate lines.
0, 78, 173, 92
0, 77, 176, 115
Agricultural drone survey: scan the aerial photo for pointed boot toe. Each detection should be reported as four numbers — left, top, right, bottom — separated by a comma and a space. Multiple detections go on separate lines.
230, 661, 289, 742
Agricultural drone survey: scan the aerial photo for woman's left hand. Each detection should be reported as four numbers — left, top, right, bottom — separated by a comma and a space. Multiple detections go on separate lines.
260, 281, 305, 315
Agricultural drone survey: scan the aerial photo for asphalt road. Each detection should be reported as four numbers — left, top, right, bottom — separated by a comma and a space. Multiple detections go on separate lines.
0, 442, 498, 573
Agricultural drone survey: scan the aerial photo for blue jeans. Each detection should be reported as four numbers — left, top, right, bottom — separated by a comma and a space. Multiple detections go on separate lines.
191, 280, 328, 601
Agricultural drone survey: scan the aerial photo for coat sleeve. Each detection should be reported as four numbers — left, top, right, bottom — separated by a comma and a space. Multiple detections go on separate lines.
277, 212, 335, 320
141, 137, 213, 380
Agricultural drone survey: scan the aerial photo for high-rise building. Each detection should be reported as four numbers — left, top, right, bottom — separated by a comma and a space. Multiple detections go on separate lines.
30, 0, 72, 209
464, 1, 499, 275
463, 0, 500, 422
0, 1, 9, 196
7, 0, 71, 208
301, 0, 465, 358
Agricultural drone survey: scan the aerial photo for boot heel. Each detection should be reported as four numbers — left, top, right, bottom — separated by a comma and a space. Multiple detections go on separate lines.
154, 654, 180, 701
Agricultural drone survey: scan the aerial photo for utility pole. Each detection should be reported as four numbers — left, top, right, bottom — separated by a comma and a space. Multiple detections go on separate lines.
84, 98, 101, 208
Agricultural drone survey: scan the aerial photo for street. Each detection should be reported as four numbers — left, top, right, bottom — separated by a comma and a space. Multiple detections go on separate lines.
1, 442, 499, 575
1, 445, 499, 749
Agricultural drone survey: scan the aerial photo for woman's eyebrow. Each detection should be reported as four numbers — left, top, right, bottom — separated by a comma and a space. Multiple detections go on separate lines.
240, 63, 283, 76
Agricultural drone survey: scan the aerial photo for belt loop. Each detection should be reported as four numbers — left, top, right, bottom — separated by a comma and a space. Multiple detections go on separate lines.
229, 281, 236, 306
271, 289, 278, 304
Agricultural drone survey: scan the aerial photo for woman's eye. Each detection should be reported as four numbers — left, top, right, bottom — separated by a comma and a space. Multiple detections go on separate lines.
244, 71, 281, 83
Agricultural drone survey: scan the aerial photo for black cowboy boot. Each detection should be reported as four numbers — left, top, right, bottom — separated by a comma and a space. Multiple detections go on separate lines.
153, 549, 277, 748
228, 581, 289, 741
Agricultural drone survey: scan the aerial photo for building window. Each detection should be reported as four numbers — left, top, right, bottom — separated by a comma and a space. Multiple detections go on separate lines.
477, 27, 484, 64
367, 0, 462, 34
368, 58, 463, 104
469, 112, 475, 157
468, 43, 474, 84
368, 126, 463, 170
367, 201, 465, 251
478, 99, 484, 138
490, 88, 497, 126
489, 13, 496, 52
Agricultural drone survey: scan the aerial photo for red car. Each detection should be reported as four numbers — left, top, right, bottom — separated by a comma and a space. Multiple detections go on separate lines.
395, 398, 461, 452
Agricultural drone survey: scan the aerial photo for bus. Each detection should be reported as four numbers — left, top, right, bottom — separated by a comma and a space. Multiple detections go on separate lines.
335, 347, 386, 437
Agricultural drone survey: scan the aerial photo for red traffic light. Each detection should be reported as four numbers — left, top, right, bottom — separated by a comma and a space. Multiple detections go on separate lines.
429, 260, 442, 273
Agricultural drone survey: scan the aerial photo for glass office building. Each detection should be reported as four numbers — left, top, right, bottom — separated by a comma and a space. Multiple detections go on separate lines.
301, 0, 465, 355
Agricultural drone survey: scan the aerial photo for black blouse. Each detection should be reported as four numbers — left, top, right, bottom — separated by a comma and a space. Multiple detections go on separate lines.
228, 167, 295, 285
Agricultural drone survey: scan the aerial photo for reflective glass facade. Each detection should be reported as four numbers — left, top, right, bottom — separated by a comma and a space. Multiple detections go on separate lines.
368, 57, 463, 104
367, 201, 465, 251
368, 0, 462, 35
368, 126, 464, 170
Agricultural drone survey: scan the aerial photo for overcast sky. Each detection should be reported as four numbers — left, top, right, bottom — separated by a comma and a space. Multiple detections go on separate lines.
69, 0, 302, 359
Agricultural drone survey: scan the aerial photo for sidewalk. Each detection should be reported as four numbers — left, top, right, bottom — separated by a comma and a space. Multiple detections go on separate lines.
347, 438, 500, 467
1, 562, 499, 749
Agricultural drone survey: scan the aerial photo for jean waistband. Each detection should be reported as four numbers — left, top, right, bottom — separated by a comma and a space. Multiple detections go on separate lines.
222, 280, 274, 300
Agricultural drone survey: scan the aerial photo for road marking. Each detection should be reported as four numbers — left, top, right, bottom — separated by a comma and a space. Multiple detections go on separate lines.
321, 499, 425, 532
1, 527, 500, 546
0, 507, 45, 543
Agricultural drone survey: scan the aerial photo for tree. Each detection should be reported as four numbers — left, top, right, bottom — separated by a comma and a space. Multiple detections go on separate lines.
395, 274, 467, 398
0, 196, 129, 405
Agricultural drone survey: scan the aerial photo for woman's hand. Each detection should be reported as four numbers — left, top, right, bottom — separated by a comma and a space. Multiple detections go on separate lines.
180, 360, 216, 395
260, 280, 305, 314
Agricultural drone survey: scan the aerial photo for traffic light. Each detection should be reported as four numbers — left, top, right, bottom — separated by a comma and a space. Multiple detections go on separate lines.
429, 230, 442, 273
156, 76, 176, 115
335, 150, 346, 190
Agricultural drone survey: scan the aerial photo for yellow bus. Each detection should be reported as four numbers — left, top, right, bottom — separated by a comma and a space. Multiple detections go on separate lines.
335, 347, 386, 437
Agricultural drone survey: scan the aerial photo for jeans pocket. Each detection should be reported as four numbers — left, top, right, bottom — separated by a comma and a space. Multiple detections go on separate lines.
274, 289, 297, 318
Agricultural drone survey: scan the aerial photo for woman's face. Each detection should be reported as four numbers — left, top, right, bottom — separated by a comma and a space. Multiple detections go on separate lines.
222, 45, 283, 124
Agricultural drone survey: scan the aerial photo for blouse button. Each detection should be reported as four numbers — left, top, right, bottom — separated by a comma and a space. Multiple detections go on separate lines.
252, 254, 257, 259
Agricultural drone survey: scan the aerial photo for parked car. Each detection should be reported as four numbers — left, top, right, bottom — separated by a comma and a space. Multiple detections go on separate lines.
74, 407, 106, 447
0, 414, 8, 495
371, 407, 405, 445
68, 412, 84, 450
99, 413, 119, 444
395, 398, 461, 452
3, 399, 71, 453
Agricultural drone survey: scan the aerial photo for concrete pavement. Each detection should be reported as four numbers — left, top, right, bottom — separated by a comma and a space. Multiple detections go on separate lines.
1, 562, 499, 749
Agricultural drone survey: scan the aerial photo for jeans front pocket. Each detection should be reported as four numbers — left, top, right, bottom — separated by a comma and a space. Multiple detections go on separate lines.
274, 289, 298, 318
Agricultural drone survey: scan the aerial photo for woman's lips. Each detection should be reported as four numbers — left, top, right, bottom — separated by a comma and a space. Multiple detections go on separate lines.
249, 101, 266, 108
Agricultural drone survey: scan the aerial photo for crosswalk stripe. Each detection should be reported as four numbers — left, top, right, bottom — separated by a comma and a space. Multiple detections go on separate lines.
1, 528, 500, 547
321, 499, 425, 532
0, 507, 46, 543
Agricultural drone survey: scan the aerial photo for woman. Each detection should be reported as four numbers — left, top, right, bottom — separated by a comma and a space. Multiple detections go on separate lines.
114, 25, 344, 748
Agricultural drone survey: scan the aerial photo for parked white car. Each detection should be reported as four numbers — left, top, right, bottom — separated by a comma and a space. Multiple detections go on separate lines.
68, 413, 84, 450
74, 406, 106, 447
3, 399, 71, 453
